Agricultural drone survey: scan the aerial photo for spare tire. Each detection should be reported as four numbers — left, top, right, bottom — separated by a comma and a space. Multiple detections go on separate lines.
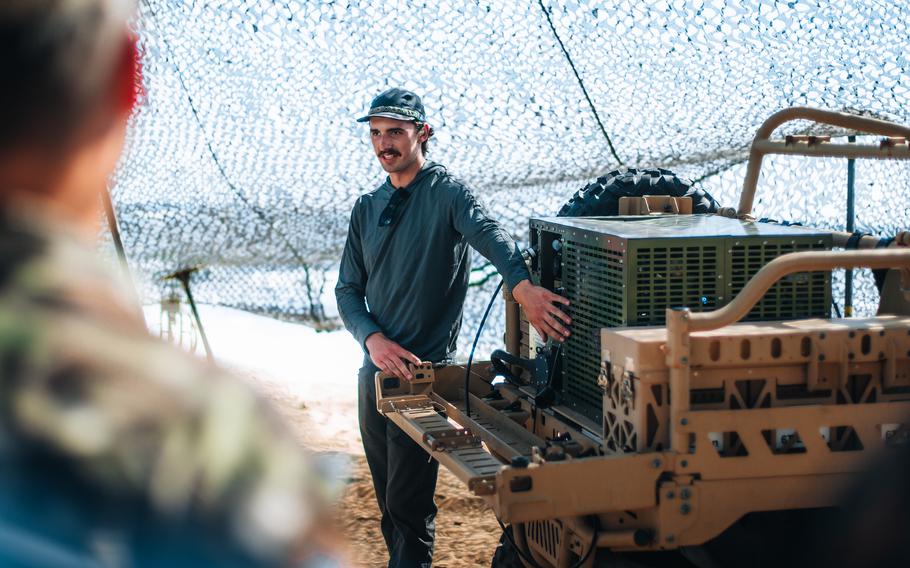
557, 168, 720, 217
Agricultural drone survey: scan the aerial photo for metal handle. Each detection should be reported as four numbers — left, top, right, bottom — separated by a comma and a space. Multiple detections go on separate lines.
687, 248, 910, 333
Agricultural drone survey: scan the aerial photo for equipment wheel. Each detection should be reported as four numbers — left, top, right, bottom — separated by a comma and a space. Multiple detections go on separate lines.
557, 168, 720, 217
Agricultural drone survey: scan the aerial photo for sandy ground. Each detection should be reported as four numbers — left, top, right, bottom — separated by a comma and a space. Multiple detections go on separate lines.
243, 369, 502, 567
150, 305, 503, 566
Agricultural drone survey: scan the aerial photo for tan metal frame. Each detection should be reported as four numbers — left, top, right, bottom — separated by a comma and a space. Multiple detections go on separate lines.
375, 108, 910, 568
494, 249, 910, 564
666, 248, 910, 453
380, 290, 910, 565
377, 249, 910, 564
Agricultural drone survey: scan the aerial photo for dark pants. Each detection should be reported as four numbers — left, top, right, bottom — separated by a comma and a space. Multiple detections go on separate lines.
358, 363, 439, 568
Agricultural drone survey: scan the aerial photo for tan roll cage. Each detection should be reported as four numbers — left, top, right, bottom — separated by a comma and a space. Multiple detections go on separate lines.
734, 107, 910, 218
376, 108, 910, 566
688, 249, 910, 333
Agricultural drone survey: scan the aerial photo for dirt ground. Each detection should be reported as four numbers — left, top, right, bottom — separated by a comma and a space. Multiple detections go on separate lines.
248, 372, 502, 567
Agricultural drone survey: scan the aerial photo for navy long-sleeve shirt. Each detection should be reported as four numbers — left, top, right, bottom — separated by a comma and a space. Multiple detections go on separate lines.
335, 161, 530, 363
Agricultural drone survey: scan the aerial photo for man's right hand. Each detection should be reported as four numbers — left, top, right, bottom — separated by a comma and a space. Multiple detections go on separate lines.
365, 333, 422, 381
512, 279, 571, 343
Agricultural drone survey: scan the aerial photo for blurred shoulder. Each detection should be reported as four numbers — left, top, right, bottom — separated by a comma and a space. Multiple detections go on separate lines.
0, 216, 338, 563
0, 214, 143, 331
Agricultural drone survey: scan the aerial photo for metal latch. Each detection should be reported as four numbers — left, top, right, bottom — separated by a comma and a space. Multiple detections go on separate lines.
468, 477, 497, 496
785, 134, 830, 146
618, 195, 693, 215
423, 428, 482, 451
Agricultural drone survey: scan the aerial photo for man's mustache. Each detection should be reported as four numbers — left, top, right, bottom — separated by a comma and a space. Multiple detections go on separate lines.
378, 149, 401, 157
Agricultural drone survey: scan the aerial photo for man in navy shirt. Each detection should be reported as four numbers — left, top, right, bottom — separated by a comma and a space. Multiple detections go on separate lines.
336, 88, 571, 567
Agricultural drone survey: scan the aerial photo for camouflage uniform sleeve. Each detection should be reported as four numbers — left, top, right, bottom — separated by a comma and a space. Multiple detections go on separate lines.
0, 224, 343, 565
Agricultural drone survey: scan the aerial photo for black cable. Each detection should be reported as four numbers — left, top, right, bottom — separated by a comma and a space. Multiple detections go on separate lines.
536, 0, 624, 166
546, 343, 562, 386
573, 516, 599, 567
466, 247, 538, 412
497, 518, 545, 568
465, 279, 504, 418
469, 270, 504, 289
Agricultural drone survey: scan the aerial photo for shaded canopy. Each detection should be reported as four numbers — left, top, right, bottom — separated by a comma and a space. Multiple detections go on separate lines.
113, 0, 910, 353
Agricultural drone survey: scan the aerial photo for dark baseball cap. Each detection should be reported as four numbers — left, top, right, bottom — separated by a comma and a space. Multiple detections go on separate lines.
356, 88, 427, 123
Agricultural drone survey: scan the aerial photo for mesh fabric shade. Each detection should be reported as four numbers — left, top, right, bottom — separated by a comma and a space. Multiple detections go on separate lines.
112, 0, 910, 357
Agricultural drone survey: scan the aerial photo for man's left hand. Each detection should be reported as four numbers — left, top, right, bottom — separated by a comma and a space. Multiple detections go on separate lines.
512, 279, 571, 343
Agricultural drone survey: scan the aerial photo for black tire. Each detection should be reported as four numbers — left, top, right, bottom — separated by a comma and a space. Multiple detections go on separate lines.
682, 508, 834, 568
491, 525, 528, 568
557, 168, 720, 218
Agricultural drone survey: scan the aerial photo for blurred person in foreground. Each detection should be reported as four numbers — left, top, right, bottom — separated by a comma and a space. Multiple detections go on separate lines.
335, 88, 571, 567
0, 1, 343, 566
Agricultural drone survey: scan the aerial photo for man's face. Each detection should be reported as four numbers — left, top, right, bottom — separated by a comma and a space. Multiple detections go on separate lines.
369, 117, 426, 174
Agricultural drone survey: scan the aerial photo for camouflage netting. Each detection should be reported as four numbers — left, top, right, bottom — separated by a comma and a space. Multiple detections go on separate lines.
112, 0, 910, 357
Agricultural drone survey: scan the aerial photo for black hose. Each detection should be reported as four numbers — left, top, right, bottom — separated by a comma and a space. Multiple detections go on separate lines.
497, 519, 545, 568
465, 279, 504, 418
546, 343, 562, 386
573, 517, 599, 567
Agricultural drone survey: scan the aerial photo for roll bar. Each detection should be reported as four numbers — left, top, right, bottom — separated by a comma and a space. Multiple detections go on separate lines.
735, 107, 910, 217
683, 249, 910, 333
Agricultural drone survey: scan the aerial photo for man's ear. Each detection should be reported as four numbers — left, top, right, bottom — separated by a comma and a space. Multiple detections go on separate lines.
418, 124, 430, 143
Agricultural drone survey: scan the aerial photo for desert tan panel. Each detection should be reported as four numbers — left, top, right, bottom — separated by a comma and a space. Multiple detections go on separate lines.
494, 452, 665, 525
656, 473, 856, 548
602, 316, 910, 455
617, 195, 693, 215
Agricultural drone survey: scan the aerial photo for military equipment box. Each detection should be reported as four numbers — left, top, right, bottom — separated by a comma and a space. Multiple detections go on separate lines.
527, 215, 832, 423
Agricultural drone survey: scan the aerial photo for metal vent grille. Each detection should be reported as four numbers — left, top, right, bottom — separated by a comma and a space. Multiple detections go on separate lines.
526, 519, 562, 566
730, 240, 830, 321
563, 240, 625, 326
562, 240, 625, 419
527, 218, 833, 427
631, 243, 720, 325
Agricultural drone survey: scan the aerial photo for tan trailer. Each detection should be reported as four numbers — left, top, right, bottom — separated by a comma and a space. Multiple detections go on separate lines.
376, 108, 910, 567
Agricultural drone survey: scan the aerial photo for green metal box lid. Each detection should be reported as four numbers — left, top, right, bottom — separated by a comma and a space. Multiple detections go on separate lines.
530, 215, 831, 241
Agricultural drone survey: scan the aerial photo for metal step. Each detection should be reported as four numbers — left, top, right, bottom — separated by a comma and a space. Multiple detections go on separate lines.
386, 404, 502, 495
375, 363, 544, 496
